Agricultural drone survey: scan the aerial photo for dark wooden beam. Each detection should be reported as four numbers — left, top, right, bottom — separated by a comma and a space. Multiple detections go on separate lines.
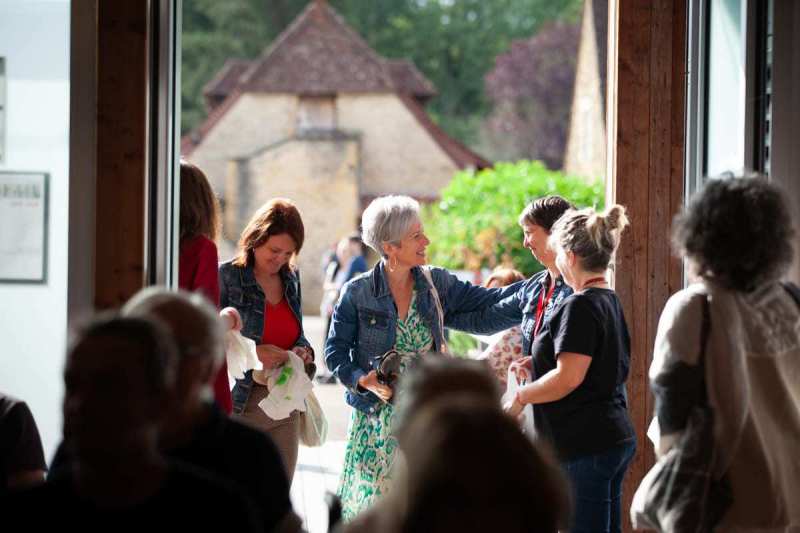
95, 1, 149, 309
608, 1, 687, 530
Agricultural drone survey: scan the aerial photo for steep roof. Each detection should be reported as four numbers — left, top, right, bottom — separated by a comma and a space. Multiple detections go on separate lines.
386, 60, 437, 101
203, 59, 251, 101
182, 0, 489, 169
239, 1, 394, 94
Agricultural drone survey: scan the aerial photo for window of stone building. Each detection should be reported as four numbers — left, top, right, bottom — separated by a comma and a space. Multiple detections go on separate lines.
297, 95, 336, 132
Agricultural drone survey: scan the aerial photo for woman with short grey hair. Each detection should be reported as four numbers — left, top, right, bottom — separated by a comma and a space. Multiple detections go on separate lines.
638, 176, 800, 530
325, 194, 518, 520
360, 195, 422, 261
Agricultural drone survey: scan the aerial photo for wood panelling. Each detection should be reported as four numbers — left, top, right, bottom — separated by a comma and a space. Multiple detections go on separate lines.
608, 1, 687, 530
94, 2, 149, 309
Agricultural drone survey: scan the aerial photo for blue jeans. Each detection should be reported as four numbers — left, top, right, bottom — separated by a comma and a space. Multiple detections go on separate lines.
561, 439, 637, 533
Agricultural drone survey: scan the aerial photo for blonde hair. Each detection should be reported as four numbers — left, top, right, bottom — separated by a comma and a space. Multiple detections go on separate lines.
122, 287, 225, 366
550, 204, 629, 272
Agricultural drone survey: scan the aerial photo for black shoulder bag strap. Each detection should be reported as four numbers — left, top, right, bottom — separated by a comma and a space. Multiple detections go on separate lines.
781, 281, 800, 309
698, 295, 712, 404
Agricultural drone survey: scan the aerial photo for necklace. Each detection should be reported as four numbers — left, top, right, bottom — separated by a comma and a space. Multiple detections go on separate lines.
580, 276, 608, 290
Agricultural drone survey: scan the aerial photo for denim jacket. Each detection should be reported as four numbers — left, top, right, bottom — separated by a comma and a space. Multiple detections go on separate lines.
219, 260, 312, 415
448, 270, 573, 356
324, 262, 520, 415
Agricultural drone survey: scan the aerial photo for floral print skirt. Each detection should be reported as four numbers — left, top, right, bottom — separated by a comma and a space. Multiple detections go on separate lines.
338, 292, 432, 521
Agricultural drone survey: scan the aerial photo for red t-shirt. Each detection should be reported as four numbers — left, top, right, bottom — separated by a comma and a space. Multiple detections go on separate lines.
178, 235, 232, 414
260, 298, 300, 349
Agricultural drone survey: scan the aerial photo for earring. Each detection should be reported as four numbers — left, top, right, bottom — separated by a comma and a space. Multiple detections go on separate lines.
387, 255, 398, 272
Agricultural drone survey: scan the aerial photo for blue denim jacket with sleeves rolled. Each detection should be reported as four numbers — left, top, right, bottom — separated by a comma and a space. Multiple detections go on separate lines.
324, 261, 520, 415
447, 270, 573, 356
219, 260, 313, 415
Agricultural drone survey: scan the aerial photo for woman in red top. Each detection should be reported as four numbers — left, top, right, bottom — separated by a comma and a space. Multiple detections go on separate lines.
218, 199, 315, 481
178, 160, 232, 414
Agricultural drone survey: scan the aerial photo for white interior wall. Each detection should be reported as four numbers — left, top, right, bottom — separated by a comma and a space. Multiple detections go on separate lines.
0, 0, 70, 462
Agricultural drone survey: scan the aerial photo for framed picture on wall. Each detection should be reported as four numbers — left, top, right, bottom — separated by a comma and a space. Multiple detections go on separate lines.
0, 171, 49, 283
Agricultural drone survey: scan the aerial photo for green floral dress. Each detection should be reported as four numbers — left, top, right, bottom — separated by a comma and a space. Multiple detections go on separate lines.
338, 292, 433, 521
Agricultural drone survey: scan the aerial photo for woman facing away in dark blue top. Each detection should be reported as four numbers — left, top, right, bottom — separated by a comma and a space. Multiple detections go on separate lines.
504, 204, 636, 533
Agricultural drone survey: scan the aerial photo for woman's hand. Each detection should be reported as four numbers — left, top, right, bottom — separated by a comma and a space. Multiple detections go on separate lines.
509, 356, 532, 383
220, 307, 243, 332
503, 392, 525, 419
358, 370, 393, 403
256, 344, 290, 369
290, 345, 314, 365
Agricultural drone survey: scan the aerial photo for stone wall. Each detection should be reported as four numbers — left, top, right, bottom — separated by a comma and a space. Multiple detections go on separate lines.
228, 134, 362, 314
186, 93, 298, 239
564, 0, 607, 182
188, 90, 464, 313
337, 93, 459, 197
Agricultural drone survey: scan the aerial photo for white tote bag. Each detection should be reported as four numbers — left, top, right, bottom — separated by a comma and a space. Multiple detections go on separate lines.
299, 390, 328, 447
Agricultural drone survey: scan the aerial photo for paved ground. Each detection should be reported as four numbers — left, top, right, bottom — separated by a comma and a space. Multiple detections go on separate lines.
291, 315, 350, 533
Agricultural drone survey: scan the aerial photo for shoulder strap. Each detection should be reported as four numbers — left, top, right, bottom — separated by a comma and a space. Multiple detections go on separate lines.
422, 267, 449, 355
781, 281, 800, 310
697, 295, 712, 405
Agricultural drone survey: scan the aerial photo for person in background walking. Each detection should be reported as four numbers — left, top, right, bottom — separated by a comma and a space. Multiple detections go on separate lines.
318, 234, 368, 383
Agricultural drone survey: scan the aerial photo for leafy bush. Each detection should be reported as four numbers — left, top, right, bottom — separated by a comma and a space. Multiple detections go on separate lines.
423, 160, 603, 275
447, 330, 480, 358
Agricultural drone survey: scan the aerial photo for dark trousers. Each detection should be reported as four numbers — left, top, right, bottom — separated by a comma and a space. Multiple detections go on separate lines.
561, 438, 637, 533
319, 314, 334, 374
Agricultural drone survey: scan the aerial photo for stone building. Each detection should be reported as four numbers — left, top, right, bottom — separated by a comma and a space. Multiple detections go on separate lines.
563, 0, 608, 182
181, 0, 489, 313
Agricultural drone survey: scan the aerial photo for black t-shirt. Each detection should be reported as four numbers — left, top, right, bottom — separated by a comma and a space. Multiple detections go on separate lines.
48, 404, 292, 533
530, 289, 635, 460
2, 462, 261, 532
169, 404, 293, 532
0, 394, 46, 493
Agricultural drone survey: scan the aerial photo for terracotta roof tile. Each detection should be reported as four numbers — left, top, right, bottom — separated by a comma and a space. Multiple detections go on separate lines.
386, 59, 437, 100
239, 1, 394, 94
203, 59, 251, 98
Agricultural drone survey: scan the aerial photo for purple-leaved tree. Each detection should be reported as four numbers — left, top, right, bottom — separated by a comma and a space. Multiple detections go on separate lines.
483, 22, 580, 168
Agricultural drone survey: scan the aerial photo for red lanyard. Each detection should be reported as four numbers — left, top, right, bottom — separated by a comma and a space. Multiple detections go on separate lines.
533, 279, 557, 337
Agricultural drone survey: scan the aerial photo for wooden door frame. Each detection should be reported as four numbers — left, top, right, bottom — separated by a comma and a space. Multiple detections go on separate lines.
606, 1, 687, 529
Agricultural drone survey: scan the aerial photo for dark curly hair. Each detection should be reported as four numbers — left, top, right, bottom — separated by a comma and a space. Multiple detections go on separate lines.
672, 176, 795, 292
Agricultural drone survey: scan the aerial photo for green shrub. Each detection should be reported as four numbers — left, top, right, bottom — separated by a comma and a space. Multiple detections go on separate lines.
447, 330, 480, 358
423, 160, 603, 275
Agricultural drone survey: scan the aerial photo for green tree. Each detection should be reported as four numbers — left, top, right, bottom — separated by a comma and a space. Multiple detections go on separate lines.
422, 160, 604, 275
181, 0, 305, 133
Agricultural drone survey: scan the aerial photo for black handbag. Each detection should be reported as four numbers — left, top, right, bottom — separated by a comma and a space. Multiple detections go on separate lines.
635, 296, 733, 532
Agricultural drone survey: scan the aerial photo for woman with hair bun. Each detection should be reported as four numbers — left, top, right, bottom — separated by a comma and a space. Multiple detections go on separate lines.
505, 204, 636, 533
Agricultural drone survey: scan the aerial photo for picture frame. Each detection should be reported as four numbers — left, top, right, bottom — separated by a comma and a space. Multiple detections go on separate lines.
0, 171, 49, 283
